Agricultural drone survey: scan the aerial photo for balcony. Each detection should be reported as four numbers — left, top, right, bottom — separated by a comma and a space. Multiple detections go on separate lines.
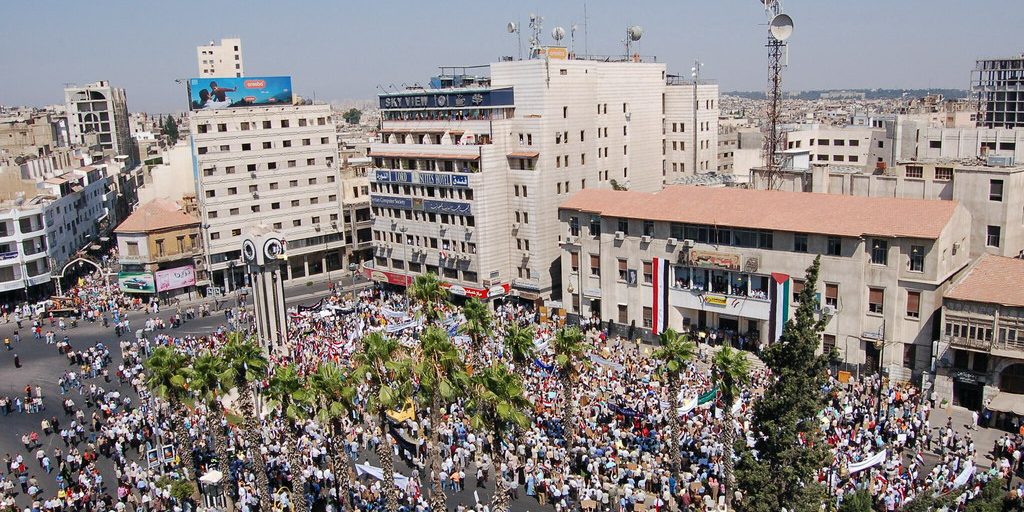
948, 335, 993, 352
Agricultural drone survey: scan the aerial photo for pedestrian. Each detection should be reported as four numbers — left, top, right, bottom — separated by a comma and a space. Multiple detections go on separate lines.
13, 354, 20, 368
972, 410, 980, 430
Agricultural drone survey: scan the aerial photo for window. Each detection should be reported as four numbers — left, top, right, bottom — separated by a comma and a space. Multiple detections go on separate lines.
833, 139, 845, 146
823, 334, 836, 354
643, 220, 655, 237
570, 252, 579, 273
227, 187, 237, 195
617, 218, 629, 235
906, 290, 920, 318
990, 179, 1004, 201
871, 239, 888, 265
903, 344, 917, 370
291, 200, 300, 207
241, 143, 251, 151
618, 304, 628, 324
617, 259, 628, 281
280, 119, 290, 128
292, 219, 302, 227
909, 245, 924, 272
849, 139, 860, 147
929, 140, 941, 149
262, 141, 272, 149
229, 208, 239, 216
987, 225, 1001, 247
210, 232, 220, 240
935, 167, 953, 180
590, 255, 600, 276
825, 283, 838, 308
792, 279, 805, 303
670, 223, 685, 240
827, 236, 842, 256
793, 233, 808, 253
569, 217, 580, 236
563, 106, 568, 119
906, 166, 923, 178
589, 218, 601, 237
642, 306, 653, 328
817, 139, 829, 146
289, 180, 298, 187
643, 261, 653, 284
868, 287, 884, 314
262, 120, 271, 129
231, 229, 241, 237
126, 241, 139, 256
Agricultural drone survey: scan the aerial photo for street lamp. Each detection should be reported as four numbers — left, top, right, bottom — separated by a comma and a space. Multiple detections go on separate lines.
399, 226, 409, 310
348, 262, 358, 298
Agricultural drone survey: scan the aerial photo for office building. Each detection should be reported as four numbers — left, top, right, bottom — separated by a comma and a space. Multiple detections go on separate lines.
915, 126, 1024, 163
197, 38, 244, 78
973, 54, 1024, 129
64, 81, 136, 168
558, 186, 972, 381
191, 103, 344, 292
783, 125, 891, 170
368, 53, 719, 302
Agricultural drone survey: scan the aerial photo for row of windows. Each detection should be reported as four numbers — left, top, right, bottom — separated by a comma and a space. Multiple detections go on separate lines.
815, 154, 860, 163
373, 208, 475, 225
195, 117, 328, 134
373, 158, 480, 173
209, 214, 337, 240
373, 257, 476, 283
196, 137, 331, 154
369, 183, 475, 201
207, 195, 337, 218
373, 231, 477, 253
203, 178, 333, 198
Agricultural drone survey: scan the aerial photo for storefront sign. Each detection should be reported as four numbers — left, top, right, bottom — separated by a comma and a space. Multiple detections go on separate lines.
423, 200, 471, 216
953, 370, 983, 385
370, 196, 414, 209
704, 295, 728, 306
365, 268, 412, 287
374, 170, 413, 183
688, 250, 741, 271
370, 196, 471, 216
154, 265, 196, 292
442, 281, 510, 299
379, 87, 514, 110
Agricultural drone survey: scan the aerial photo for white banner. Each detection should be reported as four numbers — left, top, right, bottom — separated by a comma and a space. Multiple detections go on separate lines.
154, 266, 196, 292
952, 461, 974, 489
355, 463, 410, 489
848, 450, 887, 474
386, 318, 422, 333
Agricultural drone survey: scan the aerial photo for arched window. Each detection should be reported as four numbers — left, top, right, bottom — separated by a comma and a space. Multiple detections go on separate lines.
999, 363, 1024, 394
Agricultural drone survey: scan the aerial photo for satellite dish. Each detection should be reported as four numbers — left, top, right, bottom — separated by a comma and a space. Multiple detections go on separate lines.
627, 25, 644, 41
552, 26, 566, 42
769, 14, 794, 41
529, 13, 537, 22
507, 21, 517, 33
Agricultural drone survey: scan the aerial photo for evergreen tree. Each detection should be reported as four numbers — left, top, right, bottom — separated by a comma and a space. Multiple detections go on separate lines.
342, 108, 362, 124
163, 115, 179, 144
735, 256, 832, 511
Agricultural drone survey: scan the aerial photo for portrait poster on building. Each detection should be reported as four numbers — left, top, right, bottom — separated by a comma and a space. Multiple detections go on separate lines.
155, 265, 196, 292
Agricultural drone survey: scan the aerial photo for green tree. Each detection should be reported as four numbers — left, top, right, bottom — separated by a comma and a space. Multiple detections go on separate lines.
415, 326, 468, 511
342, 108, 362, 125
308, 362, 358, 506
408, 273, 448, 323
652, 328, 696, 479
712, 345, 751, 508
265, 364, 314, 511
965, 478, 1011, 512
552, 326, 590, 447
219, 334, 270, 501
188, 351, 231, 474
460, 298, 494, 367
838, 489, 873, 512
352, 332, 412, 511
144, 347, 196, 478
467, 363, 531, 512
735, 256, 832, 512
163, 115, 179, 144
502, 324, 536, 377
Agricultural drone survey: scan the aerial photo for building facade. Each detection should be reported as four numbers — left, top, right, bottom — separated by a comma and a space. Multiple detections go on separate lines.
114, 199, 205, 296
973, 54, 1024, 129
64, 81, 136, 168
368, 54, 719, 302
197, 38, 244, 78
938, 255, 1024, 426
190, 104, 344, 292
783, 125, 891, 170
559, 186, 972, 381
664, 79, 720, 178
915, 126, 1024, 163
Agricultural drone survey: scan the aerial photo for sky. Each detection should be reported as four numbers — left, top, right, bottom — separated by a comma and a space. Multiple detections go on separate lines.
1, 0, 1021, 113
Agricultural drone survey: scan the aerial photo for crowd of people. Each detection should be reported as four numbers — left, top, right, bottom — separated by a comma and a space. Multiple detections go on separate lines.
1, 268, 1024, 512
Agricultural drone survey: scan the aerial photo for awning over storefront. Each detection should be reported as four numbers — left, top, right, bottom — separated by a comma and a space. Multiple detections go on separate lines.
987, 392, 1024, 415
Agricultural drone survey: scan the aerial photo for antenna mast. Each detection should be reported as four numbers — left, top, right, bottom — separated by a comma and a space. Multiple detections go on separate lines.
761, 0, 794, 190
528, 13, 544, 57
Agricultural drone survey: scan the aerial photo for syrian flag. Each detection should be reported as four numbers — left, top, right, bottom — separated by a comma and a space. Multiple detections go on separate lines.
769, 273, 791, 343
914, 452, 924, 468
651, 257, 670, 335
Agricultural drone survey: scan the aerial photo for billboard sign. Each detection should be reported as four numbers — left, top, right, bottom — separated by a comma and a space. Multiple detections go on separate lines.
118, 271, 155, 294
379, 87, 514, 110
187, 76, 293, 111
155, 265, 196, 292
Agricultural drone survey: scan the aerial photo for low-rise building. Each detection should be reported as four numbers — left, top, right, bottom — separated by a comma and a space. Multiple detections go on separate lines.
558, 185, 972, 381
939, 254, 1024, 426
114, 199, 205, 297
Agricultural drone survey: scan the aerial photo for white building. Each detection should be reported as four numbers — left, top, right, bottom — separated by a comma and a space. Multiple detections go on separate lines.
368, 53, 720, 302
197, 38, 244, 78
64, 81, 136, 168
190, 103, 345, 291
915, 126, 1024, 163
783, 125, 891, 170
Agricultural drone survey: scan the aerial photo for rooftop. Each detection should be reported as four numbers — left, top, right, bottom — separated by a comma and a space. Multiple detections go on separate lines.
114, 199, 198, 233
560, 185, 960, 239
946, 254, 1024, 308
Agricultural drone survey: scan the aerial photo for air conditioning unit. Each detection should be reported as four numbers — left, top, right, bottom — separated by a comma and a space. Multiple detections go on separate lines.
511, 222, 520, 231
252, 192, 259, 199
681, 239, 695, 248
641, 235, 652, 244
667, 237, 678, 246
614, 231, 625, 240
250, 172, 257, 178
314, 223, 321, 231
566, 235, 578, 244
821, 305, 836, 316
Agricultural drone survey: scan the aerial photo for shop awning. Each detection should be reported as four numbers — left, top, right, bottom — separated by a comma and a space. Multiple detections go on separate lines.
987, 392, 1024, 415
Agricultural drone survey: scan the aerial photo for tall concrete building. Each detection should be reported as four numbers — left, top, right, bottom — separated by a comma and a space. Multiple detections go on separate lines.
972, 54, 1024, 129
367, 53, 719, 302
190, 104, 344, 292
197, 38, 244, 78
64, 81, 136, 167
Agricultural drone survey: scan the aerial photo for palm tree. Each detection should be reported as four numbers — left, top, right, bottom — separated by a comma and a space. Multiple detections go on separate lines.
652, 328, 696, 479
502, 324, 536, 377
712, 346, 751, 508
467, 363, 531, 512
144, 347, 197, 478
415, 326, 468, 511
408, 273, 448, 323
308, 363, 358, 509
188, 351, 231, 475
220, 333, 270, 502
460, 298, 494, 367
552, 326, 590, 447
265, 364, 314, 511
352, 332, 413, 512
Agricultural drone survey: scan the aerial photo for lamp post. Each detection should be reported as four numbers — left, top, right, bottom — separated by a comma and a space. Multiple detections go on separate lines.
348, 262, 358, 297
399, 226, 409, 310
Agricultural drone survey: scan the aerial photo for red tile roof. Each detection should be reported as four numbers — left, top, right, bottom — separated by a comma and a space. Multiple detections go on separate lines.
560, 186, 959, 239
946, 254, 1024, 307
114, 199, 198, 233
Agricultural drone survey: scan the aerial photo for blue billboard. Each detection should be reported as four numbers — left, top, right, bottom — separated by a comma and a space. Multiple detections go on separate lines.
187, 76, 293, 111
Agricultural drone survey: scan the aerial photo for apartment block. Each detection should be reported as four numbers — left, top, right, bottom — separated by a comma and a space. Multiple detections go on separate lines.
197, 38, 244, 78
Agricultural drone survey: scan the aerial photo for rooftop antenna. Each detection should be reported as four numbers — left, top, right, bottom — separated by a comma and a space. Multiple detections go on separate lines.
625, 25, 643, 60
528, 13, 544, 57
570, 24, 578, 55
551, 26, 566, 45
507, 21, 522, 60
583, 1, 590, 56
760, 0, 794, 190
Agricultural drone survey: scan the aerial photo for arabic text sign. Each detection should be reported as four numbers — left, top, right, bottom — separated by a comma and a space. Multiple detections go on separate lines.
154, 265, 196, 292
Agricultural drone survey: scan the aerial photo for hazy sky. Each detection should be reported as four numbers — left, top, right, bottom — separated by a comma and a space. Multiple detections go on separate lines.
2, 0, 1020, 113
